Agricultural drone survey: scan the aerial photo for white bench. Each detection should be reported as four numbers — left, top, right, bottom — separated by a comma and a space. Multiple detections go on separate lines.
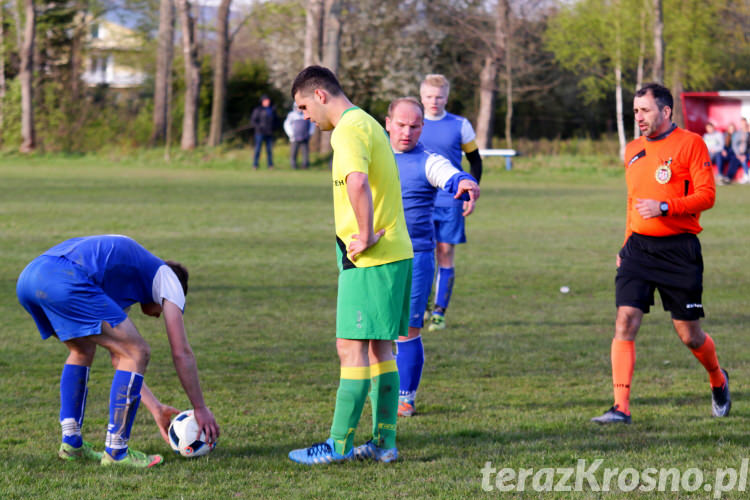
478, 149, 518, 170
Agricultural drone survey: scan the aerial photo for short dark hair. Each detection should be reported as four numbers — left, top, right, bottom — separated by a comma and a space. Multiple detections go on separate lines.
388, 96, 424, 119
636, 83, 673, 116
291, 65, 343, 100
166, 260, 189, 296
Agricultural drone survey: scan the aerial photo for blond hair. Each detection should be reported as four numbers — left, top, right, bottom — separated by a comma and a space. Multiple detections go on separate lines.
420, 74, 450, 94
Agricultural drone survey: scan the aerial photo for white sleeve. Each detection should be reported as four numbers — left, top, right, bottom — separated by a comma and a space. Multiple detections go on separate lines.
152, 265, 186, 312
425, 153, 462, 189
283, 113, 294, 139
460, 117, 477, 145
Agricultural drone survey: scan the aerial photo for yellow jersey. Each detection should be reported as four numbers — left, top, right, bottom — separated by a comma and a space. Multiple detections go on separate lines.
331, 107, 413, 269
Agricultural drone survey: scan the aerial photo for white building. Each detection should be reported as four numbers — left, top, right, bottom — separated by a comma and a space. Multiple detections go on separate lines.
81, 20, 147, 88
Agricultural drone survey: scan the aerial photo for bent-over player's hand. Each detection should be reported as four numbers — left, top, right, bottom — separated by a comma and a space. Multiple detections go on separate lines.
616, 253, 621, 268
349, 228, 385, 260
456, 179, 480, 216
635, 198, 661, 219
151, 403, 180, 445
193, 406, 220, 444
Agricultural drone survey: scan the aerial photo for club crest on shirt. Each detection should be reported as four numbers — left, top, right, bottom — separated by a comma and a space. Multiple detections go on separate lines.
655, 158, 672, 184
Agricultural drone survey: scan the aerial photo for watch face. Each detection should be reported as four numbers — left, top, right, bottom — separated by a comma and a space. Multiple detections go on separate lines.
660, 202, 668, 212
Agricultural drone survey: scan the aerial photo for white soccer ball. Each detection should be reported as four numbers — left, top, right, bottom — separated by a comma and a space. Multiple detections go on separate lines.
168, 409, 216, 458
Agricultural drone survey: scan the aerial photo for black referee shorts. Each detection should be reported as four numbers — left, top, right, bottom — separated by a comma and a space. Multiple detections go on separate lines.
615, 232, 704, 321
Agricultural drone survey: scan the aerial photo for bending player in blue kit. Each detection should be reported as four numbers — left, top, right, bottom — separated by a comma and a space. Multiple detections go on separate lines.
16, 235, 220, 468
386, 97, 480, 416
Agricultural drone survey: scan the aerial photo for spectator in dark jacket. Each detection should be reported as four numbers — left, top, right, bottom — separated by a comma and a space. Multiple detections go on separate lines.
250, 95, 279, 169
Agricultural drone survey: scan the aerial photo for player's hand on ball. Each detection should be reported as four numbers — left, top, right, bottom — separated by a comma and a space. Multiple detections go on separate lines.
153, 403, 181, 445
193, 406, 220, 444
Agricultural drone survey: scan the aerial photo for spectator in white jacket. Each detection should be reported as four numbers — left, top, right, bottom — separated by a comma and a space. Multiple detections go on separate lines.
284, 104, 316, 169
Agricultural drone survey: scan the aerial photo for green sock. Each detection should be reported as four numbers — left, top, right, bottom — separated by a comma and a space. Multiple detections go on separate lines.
370, 360, 399, 449
330, 366, 370, 455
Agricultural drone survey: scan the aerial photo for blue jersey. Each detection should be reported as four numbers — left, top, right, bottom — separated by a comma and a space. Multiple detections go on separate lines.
420, 112, 477, 208
43, 235, 165, 309
395, 144, 474, 252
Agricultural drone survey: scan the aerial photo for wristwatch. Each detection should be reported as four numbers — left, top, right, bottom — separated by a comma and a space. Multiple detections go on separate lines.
659, 201, 669, 217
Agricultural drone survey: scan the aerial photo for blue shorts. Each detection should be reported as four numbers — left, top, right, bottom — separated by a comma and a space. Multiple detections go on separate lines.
434, 205, 466, 245
409, 251, 435, 328
16, 255, 127, 341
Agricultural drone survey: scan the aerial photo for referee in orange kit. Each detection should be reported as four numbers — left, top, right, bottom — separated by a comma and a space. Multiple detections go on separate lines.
591, 83, 730, 424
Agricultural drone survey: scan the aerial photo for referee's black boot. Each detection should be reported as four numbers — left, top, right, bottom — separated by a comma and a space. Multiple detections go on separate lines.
591, 404, 632, 424
711, 369, 731, 417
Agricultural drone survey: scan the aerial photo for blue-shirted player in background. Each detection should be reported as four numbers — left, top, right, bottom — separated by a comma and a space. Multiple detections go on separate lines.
16, 235, 220, 468
386, 97, 480, 416
419, 74, 483, 332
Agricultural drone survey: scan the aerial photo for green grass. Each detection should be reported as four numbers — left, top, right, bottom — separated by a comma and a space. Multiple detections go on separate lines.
1, 152, 750, 499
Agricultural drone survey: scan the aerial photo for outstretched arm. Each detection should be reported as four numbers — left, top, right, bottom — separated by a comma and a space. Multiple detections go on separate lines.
162, 300, 220, 443
455, 178, 480, 216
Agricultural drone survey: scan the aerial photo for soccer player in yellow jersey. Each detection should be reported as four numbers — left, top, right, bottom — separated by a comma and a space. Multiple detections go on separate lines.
288, 66, 413, 464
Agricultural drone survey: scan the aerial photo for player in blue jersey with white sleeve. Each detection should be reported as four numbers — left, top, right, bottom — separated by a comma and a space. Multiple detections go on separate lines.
386, 97, 480, 416
419, 74, 483, 332
16, 235, 220, 468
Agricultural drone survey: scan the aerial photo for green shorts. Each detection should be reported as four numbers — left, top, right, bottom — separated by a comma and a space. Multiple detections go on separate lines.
336, 258, 413, 340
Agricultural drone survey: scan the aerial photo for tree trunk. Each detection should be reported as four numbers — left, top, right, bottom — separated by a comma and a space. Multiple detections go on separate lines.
615, 62, 626, 160
475, 55, 496, 150
152, 0, 175, 145
11, 1, 21, 50
208, 0, 231, 147
19, 0, 35, 153
305, 0, 324, 153
318, 0, 341, 154
69, 16, 85, 102
322, 0, 340, 72
503, 8, 512, 150
634, 3, 646, 138
671, 70, 684, 128
178, 0, 200, 150
0, 3, 5, 147
652, 0, 664, 83
304, 0, 323, 67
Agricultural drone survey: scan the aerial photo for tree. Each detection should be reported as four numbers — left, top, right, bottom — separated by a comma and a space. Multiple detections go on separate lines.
662, 0, 724, 127
19, 0, 35, 152
301, 0, 340, 152
207, 0, 231, 147
151, 0, 175, 145
546, 0, 641, 156
475, 0, 510, 150
317, 0, 340, 152
651, 0, 663, 83
321, 0, 341, 73
634, 2, 647, 138
177, 0, 200, 150
0, 2, 6, 147
304, 0, 323, 66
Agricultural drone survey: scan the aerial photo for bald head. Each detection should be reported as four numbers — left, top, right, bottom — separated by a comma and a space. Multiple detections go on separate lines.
386, 98, 424, 152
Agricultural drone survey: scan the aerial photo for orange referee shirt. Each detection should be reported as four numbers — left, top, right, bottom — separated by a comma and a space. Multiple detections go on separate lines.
623, 125, 715, 244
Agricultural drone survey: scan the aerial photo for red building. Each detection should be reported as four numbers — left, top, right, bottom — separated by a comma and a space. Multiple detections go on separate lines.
681, 91, 750, 134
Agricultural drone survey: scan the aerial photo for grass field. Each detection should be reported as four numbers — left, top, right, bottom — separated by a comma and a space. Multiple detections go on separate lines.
1, 151, 749, 499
